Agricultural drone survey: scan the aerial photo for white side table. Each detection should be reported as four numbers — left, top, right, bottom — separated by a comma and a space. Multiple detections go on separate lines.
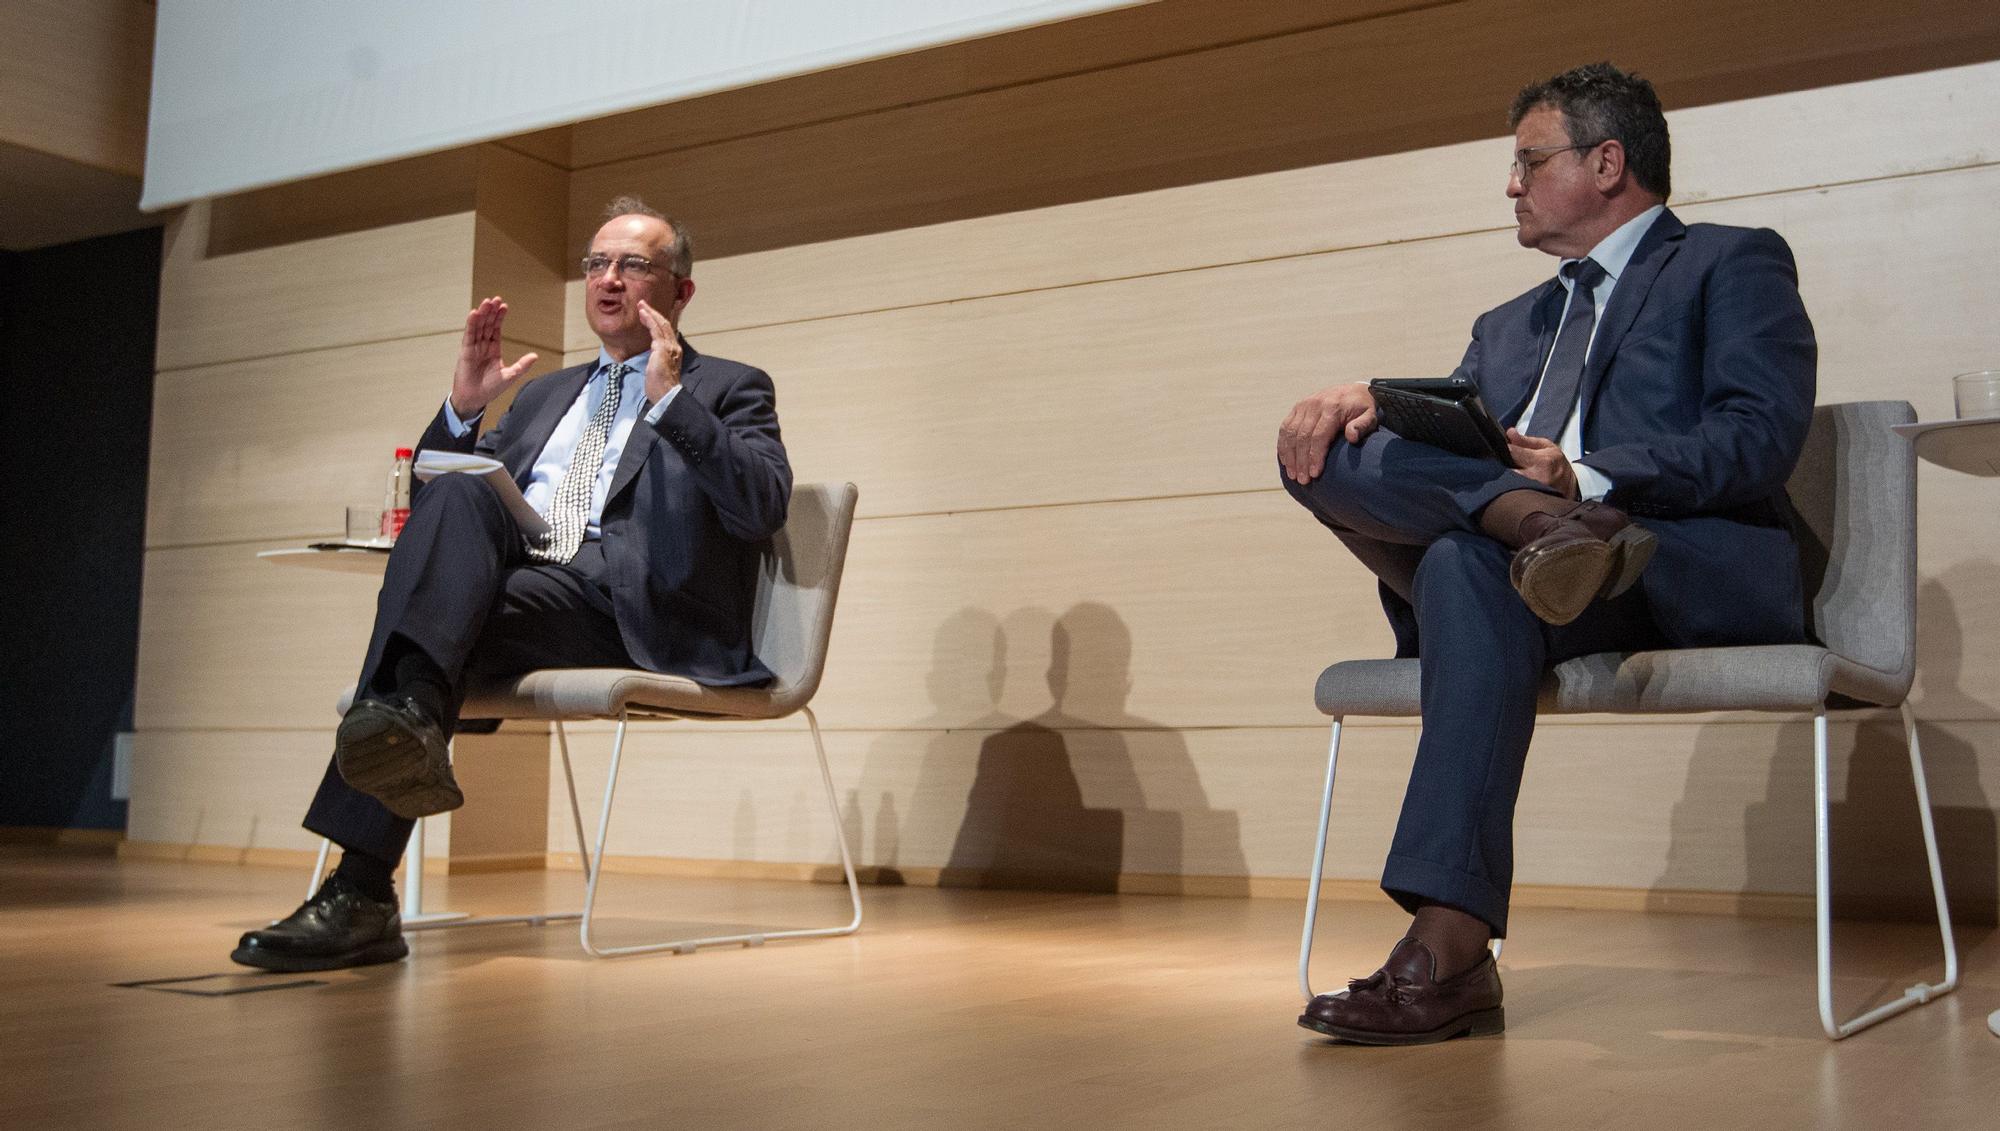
1890, 416, 2000, 1037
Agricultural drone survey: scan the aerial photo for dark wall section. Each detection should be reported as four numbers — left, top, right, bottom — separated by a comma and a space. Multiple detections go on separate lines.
0, 225, 161, 830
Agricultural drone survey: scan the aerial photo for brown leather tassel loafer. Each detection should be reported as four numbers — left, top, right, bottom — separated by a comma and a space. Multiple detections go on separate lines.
1299, 938, 1505, 1045
1508, 500, 1656, 625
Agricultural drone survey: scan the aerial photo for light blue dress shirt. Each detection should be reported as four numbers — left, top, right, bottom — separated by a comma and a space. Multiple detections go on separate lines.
444, 348, 683, 537
1515, 203, 1666, 502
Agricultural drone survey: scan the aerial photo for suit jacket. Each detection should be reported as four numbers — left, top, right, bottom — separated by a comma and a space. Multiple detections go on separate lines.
416, 340, 792, 686
1443, 208, 1818, 648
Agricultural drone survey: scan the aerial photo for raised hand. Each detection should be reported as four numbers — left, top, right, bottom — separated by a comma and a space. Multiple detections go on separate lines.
450, 297, 540, 418
636, 299, 684, 405
1278, 383, 1379, 484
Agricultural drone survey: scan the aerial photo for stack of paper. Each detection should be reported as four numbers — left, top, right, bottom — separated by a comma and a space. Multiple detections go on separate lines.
413, 451, 549, 537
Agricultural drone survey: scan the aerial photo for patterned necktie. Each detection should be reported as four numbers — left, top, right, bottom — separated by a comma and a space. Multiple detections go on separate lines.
1523, 257, 1607, 440
529, 362, 628, 564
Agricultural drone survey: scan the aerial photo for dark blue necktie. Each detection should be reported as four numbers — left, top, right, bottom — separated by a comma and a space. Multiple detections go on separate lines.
1524, 257, 1607, 440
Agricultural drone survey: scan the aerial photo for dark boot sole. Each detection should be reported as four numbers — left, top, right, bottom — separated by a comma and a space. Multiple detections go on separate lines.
1512, 525, 1658, 625
1298, 1005, 1505, 1045
334, 702, 463, 820
1512, 538, 1614, 625
229, 935, 409, 973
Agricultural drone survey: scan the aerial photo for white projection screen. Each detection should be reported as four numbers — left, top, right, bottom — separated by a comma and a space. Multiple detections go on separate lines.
142, 0, 1147, 211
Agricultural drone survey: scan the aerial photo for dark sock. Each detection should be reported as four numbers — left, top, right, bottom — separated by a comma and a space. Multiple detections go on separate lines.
331, 849, 398, 904
1476, 488, 1573, 549
373, 637, 449, 723
1407, 903, 1492, 980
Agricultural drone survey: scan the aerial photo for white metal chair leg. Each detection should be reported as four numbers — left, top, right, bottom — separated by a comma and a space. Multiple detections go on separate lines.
399, 816, 463, 925
1299, 718, 1343, 1001
307, 821, 475, 927
308, 776, 586, 934
555, 719, 593, 876
579, 705, 864, 958
307, 839, 331, 896
402, 726, 591, 933
1814, 704, 1958, 1038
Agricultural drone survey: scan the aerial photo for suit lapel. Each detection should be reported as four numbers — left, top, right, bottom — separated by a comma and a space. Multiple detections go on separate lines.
505, 363, 593, 481
606, 338, 700, 503
1498, 281, 1568, 427
1578, 209, 1684, 423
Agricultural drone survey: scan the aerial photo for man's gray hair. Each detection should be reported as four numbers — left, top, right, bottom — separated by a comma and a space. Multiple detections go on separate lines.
600, 195, 694, 277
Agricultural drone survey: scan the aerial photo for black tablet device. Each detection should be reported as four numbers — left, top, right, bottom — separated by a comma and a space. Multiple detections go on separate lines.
1368, 377, 1515, 466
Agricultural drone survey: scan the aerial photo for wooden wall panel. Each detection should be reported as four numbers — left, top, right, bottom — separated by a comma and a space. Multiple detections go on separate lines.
133, 541, 380, 733
147, 333, 454, 547
130, 493, 1389, 733
129, 140, 570, 869
0, 0, 152, 175
545, 717, 2000, 919
473, 145, 571, 357
200, 149, 480, 259
155, 205, 476, 372
126, 731, 333, 855
131, 8, 2000, 915
582, 158, 2000, 527
810, 494, 1393, 731
588, 61, 2000, 344
126, 728, 559, 867
145, 334, 559, 548
567, 1, 1418, 168
566, 0, 2000, 261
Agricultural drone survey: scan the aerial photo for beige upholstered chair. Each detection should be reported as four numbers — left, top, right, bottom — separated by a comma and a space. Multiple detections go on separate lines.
313, 481, 863, 958
1300, 402, 1956, 1038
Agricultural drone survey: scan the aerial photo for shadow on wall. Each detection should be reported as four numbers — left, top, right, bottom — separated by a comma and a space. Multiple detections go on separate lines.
869, 603, 1246, 894
1655, 573, 1998, 929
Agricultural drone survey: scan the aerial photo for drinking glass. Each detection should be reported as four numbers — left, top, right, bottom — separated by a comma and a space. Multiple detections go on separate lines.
346, 505, 390, 546
1954, 369, 2000, 419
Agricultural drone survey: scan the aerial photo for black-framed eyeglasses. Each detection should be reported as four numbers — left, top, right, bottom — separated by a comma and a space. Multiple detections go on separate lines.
1509, 141, 1607, 183
581, 253, 674, 280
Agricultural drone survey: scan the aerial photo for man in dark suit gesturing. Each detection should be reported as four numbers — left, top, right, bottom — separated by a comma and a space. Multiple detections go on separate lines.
233, 197, 791, 971
1278, 64, 1815, 1043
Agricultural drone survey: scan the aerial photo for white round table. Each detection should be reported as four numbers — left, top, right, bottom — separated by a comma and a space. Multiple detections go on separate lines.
1891, 416, 2000, 1037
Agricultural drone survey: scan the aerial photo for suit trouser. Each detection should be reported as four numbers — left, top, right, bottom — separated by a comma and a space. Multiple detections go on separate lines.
303, 473, 635, 864
1283, 431, 1669, 936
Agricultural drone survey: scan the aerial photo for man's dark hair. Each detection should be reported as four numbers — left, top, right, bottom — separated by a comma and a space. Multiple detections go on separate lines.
1509, 62, 1671, 198
600, 194, 694, 277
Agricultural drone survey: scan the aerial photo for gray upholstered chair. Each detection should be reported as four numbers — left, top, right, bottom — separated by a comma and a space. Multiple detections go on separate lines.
313, 481, 863, 958
1299, 402, 1956, 1039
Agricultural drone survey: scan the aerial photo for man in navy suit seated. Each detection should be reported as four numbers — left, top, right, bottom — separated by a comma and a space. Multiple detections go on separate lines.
1278, 63, 1816, 1043
234, 197, 792, 971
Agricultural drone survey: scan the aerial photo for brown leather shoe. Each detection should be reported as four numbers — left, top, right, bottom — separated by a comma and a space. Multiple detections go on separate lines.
1298, 938, 1504, 1045
1508, 500, 1656, 625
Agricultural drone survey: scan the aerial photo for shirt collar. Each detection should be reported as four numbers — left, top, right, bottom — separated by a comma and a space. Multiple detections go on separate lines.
1560, 203, 1666, 289
595, 347, 649, 379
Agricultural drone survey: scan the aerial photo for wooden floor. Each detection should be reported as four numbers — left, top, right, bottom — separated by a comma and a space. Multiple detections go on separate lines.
1, 847, 1995, 1130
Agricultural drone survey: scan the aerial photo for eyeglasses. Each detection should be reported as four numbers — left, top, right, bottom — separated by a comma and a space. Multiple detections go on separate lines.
1509, 141, 1607, 184
581, 253, 673, 280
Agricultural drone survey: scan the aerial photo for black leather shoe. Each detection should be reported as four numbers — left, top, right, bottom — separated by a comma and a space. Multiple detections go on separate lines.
334, 694, 462, 819
1298, 938, 1504, 1045
230, 874, 408, 972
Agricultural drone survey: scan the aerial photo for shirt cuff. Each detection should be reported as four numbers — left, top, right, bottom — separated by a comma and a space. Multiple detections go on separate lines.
442, 397, 481, 438
643, 384, 683, 424
1573, 462, 1613, 502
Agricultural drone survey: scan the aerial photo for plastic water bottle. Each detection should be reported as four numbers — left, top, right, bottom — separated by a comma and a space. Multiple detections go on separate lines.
380, 447, 414, 541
